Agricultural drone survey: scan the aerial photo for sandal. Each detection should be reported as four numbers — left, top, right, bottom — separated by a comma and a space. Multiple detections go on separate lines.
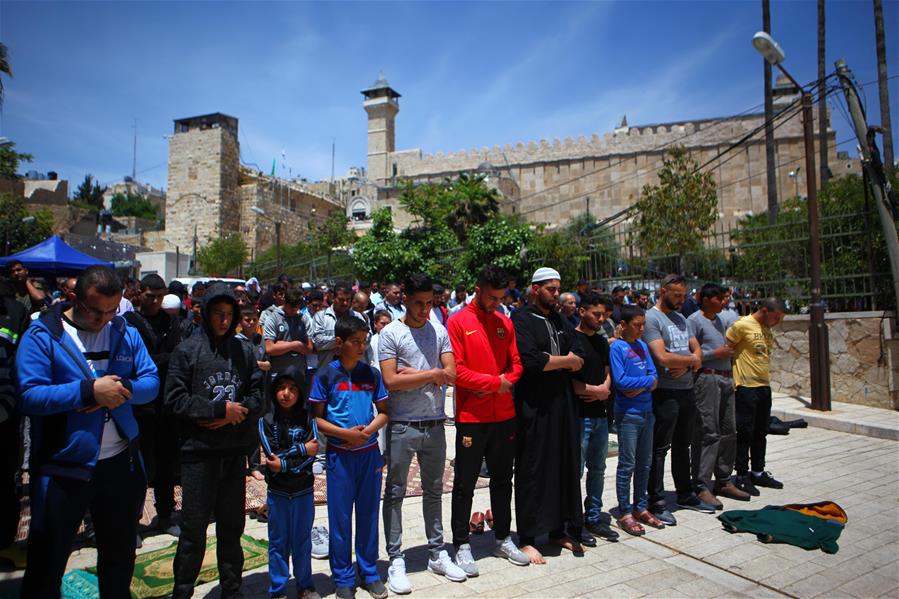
469, 511, 485, 534
485, 509, 494, 530
617, 514, 645, 536
632, 510, 665, 529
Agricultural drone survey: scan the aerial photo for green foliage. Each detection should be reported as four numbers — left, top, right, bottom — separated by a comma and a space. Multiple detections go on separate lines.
197, 233, 247, 277
0, 193, 54, 254
110, 191, 159, 220
73, 174, 105, 211
352, 208, 425, 283
526, 225, 589, 287
445, 173, 500, 241
310, 211, 355, 256
0, 141, 33, 179
466, 217, 532, 283
398, 181, 452, 229
630, 146, 718, 268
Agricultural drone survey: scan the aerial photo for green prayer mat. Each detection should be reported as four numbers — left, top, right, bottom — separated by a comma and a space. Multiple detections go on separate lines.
61, 534, 269, 599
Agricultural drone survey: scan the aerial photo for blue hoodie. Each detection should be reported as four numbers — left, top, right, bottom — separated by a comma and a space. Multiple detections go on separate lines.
609, 338, 657, 414
16, 304, 159, 480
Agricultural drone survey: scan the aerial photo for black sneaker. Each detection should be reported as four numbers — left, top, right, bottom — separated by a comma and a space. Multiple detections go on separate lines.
751, 471, 784, 489
735, 474, 761, 496
335, 586, 356, 599
649, 506, 677, 526
578, 529, 597, 547
363, 580, 388, 599
585, 520, 620, 542
676, 493, 717, 514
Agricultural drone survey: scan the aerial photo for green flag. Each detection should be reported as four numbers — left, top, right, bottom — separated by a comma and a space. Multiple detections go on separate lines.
270, 159, 276, 177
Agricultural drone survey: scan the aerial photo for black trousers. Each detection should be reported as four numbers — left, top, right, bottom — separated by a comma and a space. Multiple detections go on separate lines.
451, 418, 516, 546
136, 410, 179, 518
172, 454, 247, 599
0, 414, 21, 548
21, 450, 146, 599
734, 385, 772, 475
648, 387, 696, 507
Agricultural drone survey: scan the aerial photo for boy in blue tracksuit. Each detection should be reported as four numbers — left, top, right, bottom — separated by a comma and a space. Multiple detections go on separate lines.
608, 305, 659, 537
15, 266, 159, 598
258, 367, 319, 599
309, 316, 389, 599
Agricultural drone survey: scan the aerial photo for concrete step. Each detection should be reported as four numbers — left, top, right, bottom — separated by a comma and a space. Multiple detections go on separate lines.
771, 393, 899, 441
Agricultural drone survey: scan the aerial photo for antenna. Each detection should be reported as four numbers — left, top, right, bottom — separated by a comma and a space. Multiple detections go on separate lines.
132, 118, 138, 180
331, 139, 336, 182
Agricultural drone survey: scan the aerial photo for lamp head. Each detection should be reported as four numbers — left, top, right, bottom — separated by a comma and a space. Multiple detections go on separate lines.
752, 31, 785, 66
250, 206, 265, 216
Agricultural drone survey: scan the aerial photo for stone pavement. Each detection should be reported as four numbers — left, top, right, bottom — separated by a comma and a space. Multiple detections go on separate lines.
771, 392, 899, 441
3, 414, 897, 598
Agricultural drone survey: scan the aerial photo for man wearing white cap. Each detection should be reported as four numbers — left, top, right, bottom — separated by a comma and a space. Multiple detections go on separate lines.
162, 294, 181, 317
511, 267, 586, 564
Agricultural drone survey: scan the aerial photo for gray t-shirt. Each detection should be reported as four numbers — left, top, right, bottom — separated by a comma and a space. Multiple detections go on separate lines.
687, 311, 731, 372
262, 305, 308, 374
377, 319, 452, 421
643, 306, 694, 389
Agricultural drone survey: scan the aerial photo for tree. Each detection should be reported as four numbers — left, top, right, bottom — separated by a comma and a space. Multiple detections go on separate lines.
196, 233, 247, 276
0, 141, 33, 179
445, 173, 500, 241
110, 191, 159, 220
0, 42, 10, 108
310, 211, 356, 279
0, 193, 54, 254
465, 216, 532, 283
629, 146, 718, 272
526, 225, 588, 288
352, 208, 425, 283
73, 174, 106, 211
397, 181, 452, 229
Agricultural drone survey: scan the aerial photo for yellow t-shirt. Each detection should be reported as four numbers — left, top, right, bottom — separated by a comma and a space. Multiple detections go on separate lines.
726, 315, 774, 387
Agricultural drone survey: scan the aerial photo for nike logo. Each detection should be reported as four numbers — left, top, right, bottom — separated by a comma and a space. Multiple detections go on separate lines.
465, 330, 478, 336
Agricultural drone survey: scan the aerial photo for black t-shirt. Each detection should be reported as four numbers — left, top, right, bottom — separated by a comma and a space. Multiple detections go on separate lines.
573, 329, 611, 418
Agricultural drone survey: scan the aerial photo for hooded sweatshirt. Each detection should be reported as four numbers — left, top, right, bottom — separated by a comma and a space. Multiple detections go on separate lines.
165, 284, 263, 459
258, 366, 314, 498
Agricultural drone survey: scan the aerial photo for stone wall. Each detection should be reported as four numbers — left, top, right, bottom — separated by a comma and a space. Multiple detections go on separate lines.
770, 312, 898, 410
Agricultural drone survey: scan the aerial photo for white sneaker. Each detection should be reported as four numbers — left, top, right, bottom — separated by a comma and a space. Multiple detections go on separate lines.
454, 543, 479, 577
428, 549, 467, 582
387, 557, 412, 594
493, 536, 529, 566
310, 526, 329, 559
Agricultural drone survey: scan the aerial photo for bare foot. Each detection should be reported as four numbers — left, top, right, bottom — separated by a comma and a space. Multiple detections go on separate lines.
551, 535, 586, 553
520, 544, 546, 565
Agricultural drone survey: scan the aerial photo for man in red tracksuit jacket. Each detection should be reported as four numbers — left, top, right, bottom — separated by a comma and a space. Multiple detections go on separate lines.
447, 265, 528, 577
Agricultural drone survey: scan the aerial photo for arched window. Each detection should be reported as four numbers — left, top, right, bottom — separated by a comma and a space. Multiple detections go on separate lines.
350, 197, 371, 221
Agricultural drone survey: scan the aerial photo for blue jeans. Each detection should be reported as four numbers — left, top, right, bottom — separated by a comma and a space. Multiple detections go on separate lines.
579, 417, 609, 524
615, 410, 655, 514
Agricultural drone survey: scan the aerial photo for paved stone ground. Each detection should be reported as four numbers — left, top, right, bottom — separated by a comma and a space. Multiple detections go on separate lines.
2, 421, 897, 598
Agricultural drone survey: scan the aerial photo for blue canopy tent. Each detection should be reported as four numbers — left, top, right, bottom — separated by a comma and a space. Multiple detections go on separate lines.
0, 235, 113, 276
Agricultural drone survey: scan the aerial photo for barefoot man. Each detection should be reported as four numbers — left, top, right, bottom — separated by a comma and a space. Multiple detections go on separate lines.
511, 267, 586, 564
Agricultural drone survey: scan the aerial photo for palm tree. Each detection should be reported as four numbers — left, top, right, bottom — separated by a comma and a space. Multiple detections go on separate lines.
446, 173, 500, 241
0, 43, 11, 108
874, 0, 894, 172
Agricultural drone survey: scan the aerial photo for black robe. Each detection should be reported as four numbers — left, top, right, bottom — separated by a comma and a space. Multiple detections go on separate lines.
512, 304, 585, 538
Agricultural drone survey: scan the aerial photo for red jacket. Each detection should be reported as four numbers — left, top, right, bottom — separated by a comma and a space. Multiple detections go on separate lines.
447, 301, 523, 423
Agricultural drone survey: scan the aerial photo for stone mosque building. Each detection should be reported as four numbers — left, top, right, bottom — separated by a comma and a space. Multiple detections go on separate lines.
159, 74, 847, 258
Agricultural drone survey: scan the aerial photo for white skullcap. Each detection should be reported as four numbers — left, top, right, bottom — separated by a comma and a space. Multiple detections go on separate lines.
161, 294, 181, 310
531, 267, 561, 284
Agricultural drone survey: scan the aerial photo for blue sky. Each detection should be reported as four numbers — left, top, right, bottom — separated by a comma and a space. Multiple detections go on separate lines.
1, 1, 896, 191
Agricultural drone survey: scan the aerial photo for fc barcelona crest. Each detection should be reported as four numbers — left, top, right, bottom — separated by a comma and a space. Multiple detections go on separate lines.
462, 436, 473, 448
496, 327, 505, 339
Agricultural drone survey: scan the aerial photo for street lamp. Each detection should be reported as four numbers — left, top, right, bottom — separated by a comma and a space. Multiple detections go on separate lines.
753, 31, 831, 411
787, 167, 801, 199
251, 206, 282, 274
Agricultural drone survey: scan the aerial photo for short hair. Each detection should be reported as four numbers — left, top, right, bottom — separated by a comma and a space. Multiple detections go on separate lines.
404, 273, 433, 296
432, 283, 445, 295
476, 264, 510, 290
333, 281, 352, 296
599, 295, 614, 311
4, 260, 23, 276
638, 288, 650, 297
308, 289, 324, 302
240, 305, 259, 318
699, 283, 723, 301
619, 305, 645, 323
271, 282, 286, 295
191, 281, 207, 295
611, 286, 625, 294
560, 292, 576, 303
578, 292, 603, 308
660, 274, 686, 290
358, 280, 370, 289
373, 309, 391, 322
335, 315, 369, 341
75, 266, 122, 300
285, 288, 304, 307
140, 273, 166, 292
454, 283, 467, 293
760, 297, 786, 313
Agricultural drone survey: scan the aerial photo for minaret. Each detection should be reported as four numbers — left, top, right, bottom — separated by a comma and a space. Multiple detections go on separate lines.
361, 74, 400, 183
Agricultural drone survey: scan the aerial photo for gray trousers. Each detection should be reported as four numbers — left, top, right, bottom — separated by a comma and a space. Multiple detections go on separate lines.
383, 421, 447, 561
691, 372, 736, 490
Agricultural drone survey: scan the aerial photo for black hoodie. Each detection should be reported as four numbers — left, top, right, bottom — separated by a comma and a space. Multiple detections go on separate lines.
258, 366, 315, 498
164, 284, 263, 459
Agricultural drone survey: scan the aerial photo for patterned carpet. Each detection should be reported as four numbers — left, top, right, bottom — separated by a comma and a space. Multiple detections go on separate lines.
14, 457, 486, 543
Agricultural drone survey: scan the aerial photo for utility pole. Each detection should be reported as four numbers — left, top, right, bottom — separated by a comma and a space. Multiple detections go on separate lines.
817, 0, 829, 185
836, 59, 899, 312
873, 0, 894, 172
132, 118, 138, 181
763, 0, 779, 224
275, 220, 282, 274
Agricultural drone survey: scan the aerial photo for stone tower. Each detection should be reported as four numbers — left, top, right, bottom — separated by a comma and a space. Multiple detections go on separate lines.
166, 113, 241, 254
362, 74, 400, 184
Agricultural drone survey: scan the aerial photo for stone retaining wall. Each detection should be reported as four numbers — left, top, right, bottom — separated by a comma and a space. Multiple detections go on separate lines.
770, 311, 898, 410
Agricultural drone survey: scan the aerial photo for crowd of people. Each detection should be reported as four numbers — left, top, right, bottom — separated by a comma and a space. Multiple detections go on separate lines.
0, 259, 787, 599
